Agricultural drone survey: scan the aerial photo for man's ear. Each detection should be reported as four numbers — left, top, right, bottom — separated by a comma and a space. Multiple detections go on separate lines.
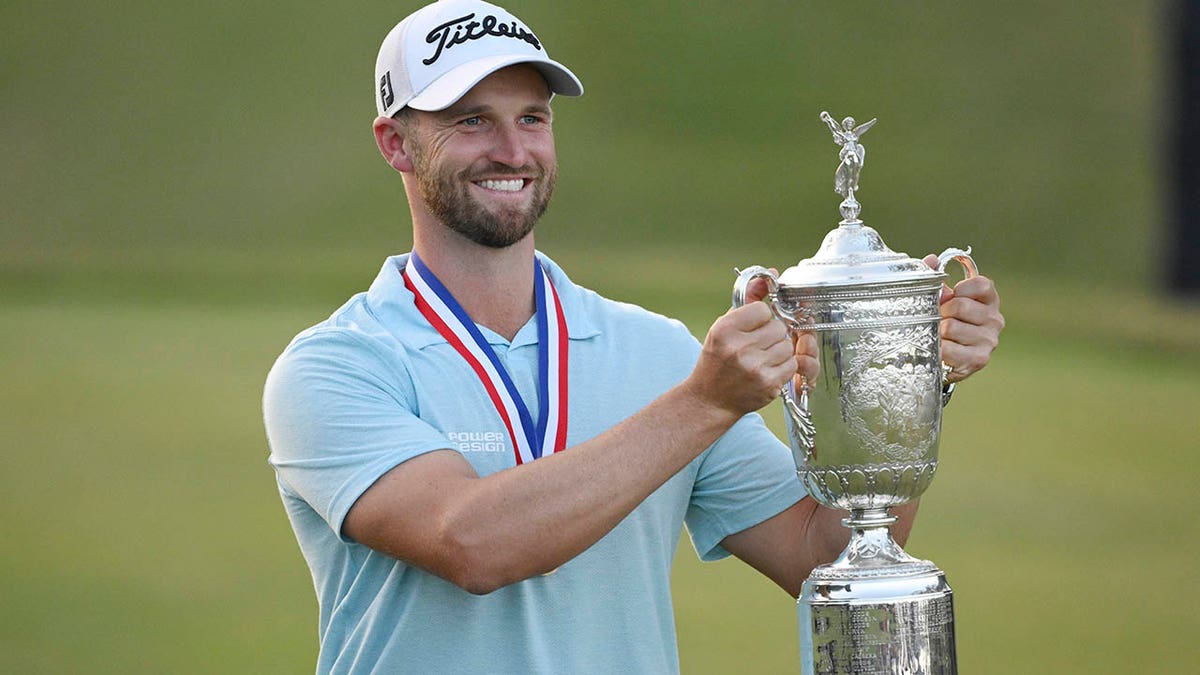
373, 116, 416, 173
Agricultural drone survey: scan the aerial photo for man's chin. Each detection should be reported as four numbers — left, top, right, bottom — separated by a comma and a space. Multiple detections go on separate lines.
478, 224, 537, 249
447, 216, 536, 249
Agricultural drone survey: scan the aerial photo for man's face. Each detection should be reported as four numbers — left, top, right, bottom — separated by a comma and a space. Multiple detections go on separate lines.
404, 65, 557, 249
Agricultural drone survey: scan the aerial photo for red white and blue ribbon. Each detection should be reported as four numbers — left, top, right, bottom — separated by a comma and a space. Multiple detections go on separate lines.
403, 252, 568, 465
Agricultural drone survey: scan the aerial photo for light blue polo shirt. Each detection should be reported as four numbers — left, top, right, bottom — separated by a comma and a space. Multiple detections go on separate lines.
263, 252, 804, 674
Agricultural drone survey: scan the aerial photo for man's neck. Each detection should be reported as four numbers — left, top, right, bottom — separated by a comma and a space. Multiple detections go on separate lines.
412, 232, 538, 342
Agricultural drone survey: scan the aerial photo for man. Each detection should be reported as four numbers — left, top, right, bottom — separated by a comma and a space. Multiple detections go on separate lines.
262, 1, 1004, 672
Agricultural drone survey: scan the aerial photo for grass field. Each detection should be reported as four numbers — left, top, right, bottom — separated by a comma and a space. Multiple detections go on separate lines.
4, 0, 1198, 672
1, 245, 1197, 673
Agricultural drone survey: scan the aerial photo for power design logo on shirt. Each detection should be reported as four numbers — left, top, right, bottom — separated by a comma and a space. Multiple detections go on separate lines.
448, 431, 506, 453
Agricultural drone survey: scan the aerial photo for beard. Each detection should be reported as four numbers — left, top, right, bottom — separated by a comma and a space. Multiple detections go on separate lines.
413, 148, 557, 249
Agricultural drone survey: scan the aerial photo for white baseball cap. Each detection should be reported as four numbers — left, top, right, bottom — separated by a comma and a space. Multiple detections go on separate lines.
374, 0, 583, 116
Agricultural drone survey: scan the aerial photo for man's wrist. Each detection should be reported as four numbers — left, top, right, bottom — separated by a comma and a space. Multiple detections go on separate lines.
672, 378, 744, 432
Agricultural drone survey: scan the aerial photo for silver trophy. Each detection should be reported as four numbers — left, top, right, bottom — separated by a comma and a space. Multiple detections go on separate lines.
733, 113, 977, 674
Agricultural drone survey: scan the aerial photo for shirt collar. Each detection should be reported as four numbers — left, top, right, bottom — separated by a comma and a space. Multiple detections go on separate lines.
366, 250, 602, 350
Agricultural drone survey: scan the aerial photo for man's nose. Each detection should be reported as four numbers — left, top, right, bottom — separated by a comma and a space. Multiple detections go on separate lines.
487, 123, 530, 167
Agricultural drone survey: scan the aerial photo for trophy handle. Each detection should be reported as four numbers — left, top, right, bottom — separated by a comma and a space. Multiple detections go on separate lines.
783, 377, 817, 461
935, 247, 978, 406
732, 265, 800, 329
731, 265, 778, 310
936, 246, 977, 281
733, 267, 815, 455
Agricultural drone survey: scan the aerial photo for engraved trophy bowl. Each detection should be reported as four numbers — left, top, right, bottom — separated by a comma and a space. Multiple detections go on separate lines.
733, 223, 976, 534
730, 112, 977, 674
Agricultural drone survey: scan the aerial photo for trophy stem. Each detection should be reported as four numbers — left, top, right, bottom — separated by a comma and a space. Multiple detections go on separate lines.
843, 507, 897, 530
816, 509, 935, 580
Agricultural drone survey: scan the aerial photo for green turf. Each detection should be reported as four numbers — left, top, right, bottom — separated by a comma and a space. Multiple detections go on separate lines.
2, 1, 1165, 283
3, 0, 1197, 671
2, 259, 1197, 673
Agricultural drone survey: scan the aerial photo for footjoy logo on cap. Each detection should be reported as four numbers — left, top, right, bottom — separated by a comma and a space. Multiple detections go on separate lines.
423, 12, 542, 65
379, 71, 395, 109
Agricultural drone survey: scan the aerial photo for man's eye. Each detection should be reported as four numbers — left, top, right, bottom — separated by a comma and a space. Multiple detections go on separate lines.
461, 117, 482, 127
520, 115, 542, 125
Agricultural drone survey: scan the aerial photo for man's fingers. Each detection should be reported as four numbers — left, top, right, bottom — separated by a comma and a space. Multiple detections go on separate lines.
941, 341, 989, 382
762, 338, 797, 369
727, 300, 776, 330
940, 317, 993, 347
711, 302, 792, 365
951, 275, 1000, 305
918, 257, 1004, 384
726, 303, 791, 352
941, 296, 996, 327
795, 354, 821, 383
739, 268, 781, 304
792, 332, 821, 382
694, 300, 799, 413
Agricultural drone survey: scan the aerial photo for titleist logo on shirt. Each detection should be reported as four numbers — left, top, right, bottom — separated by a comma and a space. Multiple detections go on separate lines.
423, 13, 542, 65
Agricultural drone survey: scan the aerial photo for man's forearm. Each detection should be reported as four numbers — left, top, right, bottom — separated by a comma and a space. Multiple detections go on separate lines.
426, 380, 744, 592
722, 497, 920, 598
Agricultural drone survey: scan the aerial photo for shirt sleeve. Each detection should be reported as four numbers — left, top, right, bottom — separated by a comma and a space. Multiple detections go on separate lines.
263, 328, 453, 541
684, 412, 807, 561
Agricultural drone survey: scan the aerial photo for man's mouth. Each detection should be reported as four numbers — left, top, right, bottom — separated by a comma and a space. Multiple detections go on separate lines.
474, 178, 527, 192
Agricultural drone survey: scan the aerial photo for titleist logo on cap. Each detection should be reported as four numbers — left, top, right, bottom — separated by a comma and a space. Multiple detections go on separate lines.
423, 13, 542, 65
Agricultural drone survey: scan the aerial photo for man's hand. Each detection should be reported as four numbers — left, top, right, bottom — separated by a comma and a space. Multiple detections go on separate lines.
687, 301, 796, 415
722, 272, 821, 402
923, 254, 1005, 383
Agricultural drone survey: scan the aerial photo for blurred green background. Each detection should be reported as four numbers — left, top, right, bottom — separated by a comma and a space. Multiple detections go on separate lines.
3, 1, 1198, 673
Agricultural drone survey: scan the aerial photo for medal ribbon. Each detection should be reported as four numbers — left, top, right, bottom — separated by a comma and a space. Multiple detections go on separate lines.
403, 252, 568, 465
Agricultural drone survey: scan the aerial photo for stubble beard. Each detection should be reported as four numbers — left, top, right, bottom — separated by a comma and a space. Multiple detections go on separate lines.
413, 147, 557, 249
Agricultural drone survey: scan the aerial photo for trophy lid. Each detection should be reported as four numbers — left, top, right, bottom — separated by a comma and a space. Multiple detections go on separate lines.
777, 220, 945, 290
778, 112, 946, 290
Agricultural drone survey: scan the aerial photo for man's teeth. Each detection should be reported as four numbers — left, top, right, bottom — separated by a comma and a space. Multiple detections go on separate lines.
476, 179, 524, 192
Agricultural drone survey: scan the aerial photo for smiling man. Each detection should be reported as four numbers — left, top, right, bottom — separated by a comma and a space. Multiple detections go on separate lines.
262, 1, 1005, 673
391, 65, 558, 252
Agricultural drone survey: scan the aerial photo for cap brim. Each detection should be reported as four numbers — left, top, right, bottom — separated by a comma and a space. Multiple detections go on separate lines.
406, 53, 583, 112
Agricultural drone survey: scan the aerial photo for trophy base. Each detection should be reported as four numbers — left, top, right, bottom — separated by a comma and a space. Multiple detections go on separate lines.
800, 518, 956, 674
799, 566, 956, 675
